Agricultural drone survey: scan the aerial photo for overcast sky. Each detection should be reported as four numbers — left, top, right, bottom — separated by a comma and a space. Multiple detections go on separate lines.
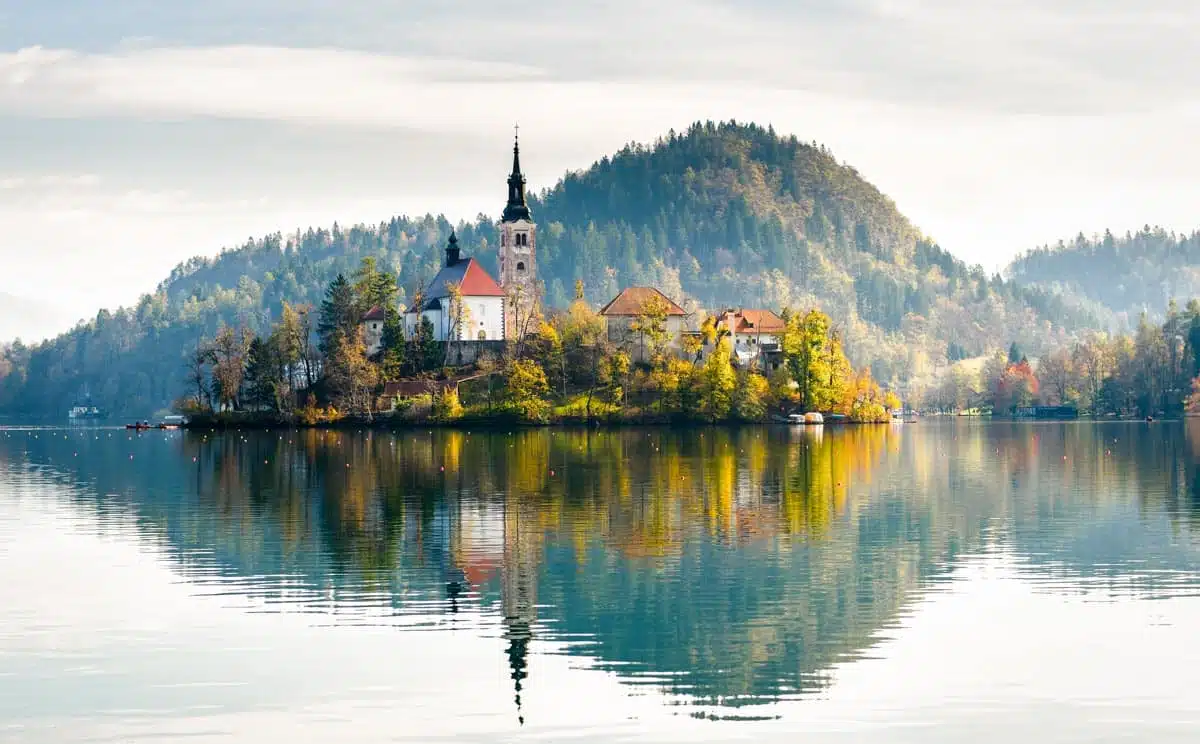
2, 1, 1199, 342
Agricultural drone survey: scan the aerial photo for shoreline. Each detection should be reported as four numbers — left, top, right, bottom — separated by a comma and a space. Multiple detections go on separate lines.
178, 413, 893, 431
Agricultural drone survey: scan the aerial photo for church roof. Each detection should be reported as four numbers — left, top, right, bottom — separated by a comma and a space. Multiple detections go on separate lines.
423, 258, 505, 303
599, 287, 687, 317
501, 133, 532, 223
361, 305, 386, 322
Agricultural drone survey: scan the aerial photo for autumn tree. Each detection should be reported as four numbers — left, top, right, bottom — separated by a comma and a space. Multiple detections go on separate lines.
432, 385, 465, 421
209, 324, 252, 411
184, 339, 215, 412
443, 281, 473, 366
699, 338, 736, 421
1038, 348, 1075, 406
732, 370, 770, 420
630, 294, 671, 362
324, 330, 379, 418
504, 359, 551, 422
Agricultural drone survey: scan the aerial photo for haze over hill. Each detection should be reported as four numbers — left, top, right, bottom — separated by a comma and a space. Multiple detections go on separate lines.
0, 122, 1105, 418
1006, 227, 1200, 327
5, 2, 1200, 336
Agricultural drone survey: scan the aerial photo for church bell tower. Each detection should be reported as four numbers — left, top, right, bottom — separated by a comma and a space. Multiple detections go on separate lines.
499, 127, 538, 339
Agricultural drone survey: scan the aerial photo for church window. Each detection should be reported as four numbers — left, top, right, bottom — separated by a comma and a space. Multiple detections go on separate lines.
517, 262, 525, 271
500, 234, 506, 247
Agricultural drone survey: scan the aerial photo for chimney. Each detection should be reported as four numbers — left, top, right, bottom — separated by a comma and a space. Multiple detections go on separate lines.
445, 230, 461, 267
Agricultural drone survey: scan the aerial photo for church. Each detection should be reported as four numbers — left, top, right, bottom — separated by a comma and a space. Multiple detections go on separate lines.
404, 132, 538, 342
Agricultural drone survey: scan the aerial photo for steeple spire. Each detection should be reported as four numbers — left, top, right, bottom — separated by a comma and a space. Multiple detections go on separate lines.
502, 125, 532, 223
445, 229, 461, 267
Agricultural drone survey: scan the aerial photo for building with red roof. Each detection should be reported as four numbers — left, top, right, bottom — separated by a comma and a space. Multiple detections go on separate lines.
599, 286, 690, 362
405, 231, 507, 342
405, 132, 539, 343
715, 308, 786, 369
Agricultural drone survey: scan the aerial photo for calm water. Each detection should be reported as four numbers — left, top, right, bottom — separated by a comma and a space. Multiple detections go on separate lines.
2, 421, 1200, 742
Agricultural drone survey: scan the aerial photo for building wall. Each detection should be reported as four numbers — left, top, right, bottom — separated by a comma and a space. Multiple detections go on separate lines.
731, 331, 779, 350
499, 218, 537, 337
405, 296, 504, 342
604, 315, 687, 363
361, 320, 384, 357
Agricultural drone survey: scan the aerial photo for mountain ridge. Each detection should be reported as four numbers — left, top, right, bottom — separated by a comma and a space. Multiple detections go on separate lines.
0, 120, 1100, 417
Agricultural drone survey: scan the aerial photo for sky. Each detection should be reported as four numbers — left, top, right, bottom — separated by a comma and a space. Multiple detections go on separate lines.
2, 1, 1199, 342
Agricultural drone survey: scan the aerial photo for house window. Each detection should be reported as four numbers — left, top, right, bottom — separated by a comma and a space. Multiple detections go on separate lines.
478, 330, 487, 341
517, 261, 525, 271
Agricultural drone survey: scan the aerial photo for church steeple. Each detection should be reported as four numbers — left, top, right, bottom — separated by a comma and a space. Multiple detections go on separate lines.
502, 126, 532, 223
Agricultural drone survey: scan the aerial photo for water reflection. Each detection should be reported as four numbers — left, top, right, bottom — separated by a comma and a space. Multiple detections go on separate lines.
2, 421, 1200, 722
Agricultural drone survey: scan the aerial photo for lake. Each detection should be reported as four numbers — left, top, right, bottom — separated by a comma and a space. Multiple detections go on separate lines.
2, 421, 1200, 742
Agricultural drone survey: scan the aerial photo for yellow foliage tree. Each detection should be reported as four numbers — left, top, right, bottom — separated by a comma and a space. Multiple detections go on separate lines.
505, 359, 552, 422
699, 338, 736, 421
733, 370, 771, 420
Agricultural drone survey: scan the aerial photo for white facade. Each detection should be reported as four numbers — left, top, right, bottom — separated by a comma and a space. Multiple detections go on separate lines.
361, 319, 384, 356
406, 295, 505, 342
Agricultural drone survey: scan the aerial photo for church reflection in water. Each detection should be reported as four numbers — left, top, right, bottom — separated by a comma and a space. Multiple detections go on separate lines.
5, 421, 1200, 718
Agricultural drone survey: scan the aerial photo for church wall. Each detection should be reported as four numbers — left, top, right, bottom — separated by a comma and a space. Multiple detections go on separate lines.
404, 297, 504, 343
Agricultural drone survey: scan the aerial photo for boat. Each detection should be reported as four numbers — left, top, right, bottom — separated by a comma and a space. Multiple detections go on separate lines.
125, 422, 152, 430
68, 385, 105, 422
157, 415, 188, 430
787, 412, 824, 425
68, 404, 105, 422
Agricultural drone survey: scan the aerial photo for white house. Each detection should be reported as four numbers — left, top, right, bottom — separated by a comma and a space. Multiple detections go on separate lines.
716, 309, 786, 366
360, 305, 386, 357
405, 231, 506, 342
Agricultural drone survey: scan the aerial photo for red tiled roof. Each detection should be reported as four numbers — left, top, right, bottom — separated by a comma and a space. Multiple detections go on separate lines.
422, 258, 505, 303
361, 305, 386, 321
599, 287, 686, 317
458, 259, 505, 296
721, 309, 785, 334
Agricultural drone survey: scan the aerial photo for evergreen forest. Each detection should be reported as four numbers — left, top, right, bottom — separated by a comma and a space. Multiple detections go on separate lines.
0, 121, 1172, 419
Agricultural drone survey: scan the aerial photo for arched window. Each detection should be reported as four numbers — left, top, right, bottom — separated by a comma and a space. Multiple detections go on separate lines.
517, 261, 525, 271
477, 330, 487, 341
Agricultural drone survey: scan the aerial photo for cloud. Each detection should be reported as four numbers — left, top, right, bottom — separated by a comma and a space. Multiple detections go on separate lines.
5, 1, 1199, 115
1, 1, 1199, 341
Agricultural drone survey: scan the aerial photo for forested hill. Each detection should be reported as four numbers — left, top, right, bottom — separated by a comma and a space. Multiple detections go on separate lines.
1006, 227, 1200, 325
0, 121, 1098, 418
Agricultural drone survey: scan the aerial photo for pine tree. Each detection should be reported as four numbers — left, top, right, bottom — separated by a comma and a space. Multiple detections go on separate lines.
319, 274, 357, 357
